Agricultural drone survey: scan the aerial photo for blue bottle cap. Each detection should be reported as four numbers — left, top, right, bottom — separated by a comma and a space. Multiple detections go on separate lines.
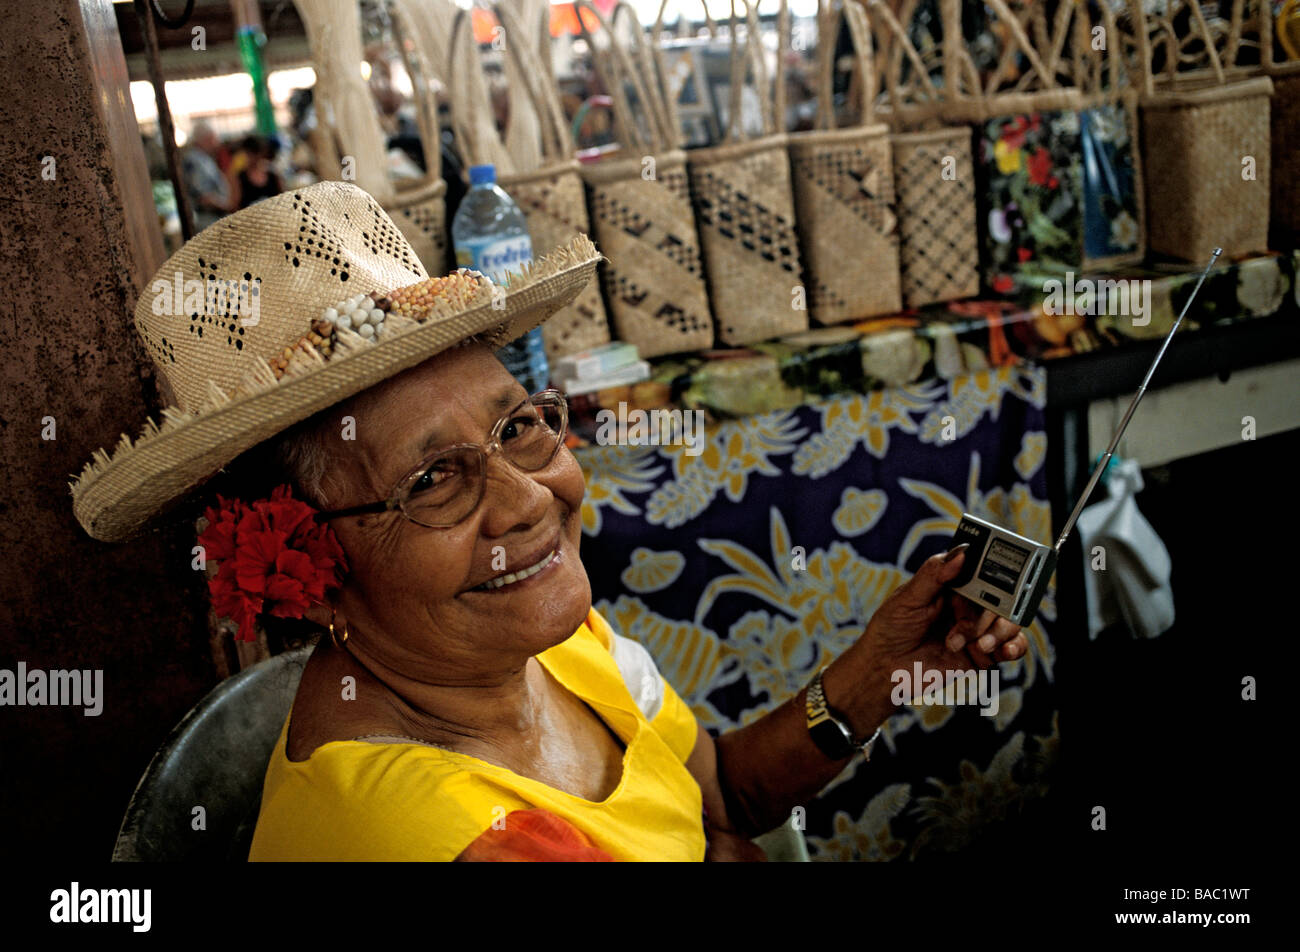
468, 164, 496, 186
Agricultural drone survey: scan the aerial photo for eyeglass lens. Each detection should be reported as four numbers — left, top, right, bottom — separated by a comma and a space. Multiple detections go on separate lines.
401, 396, 566, 527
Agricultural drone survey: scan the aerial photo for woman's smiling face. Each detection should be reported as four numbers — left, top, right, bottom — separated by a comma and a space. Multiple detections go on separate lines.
319, 343, 591, 676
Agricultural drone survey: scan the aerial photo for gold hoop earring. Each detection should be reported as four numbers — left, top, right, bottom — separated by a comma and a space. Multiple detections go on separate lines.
329, 614, 349, 649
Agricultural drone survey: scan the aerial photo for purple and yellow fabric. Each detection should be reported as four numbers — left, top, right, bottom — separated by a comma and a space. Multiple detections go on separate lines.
572, 364, 1058, 859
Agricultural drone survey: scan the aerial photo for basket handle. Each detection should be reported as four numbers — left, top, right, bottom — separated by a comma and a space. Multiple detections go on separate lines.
494, 0, 576, 164
1132, 0, 1229, 89
981, 0, 1058, 94
653, 0, 775, 143
863, 0, 941, 111
387, 0, 443, 188
740, 0, 779, 138
608, 1, 678, 152
576, 0, 674, 153
446, 7, 493, 169
818, 0, 877, 129
651, 0, 718, 146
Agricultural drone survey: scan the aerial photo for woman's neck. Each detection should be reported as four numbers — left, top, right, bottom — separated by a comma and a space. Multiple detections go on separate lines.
325, 634, 550, 756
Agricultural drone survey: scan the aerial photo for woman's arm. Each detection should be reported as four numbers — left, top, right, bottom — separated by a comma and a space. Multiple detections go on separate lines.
684, 664, 892, 842
684, 547, 1028, 839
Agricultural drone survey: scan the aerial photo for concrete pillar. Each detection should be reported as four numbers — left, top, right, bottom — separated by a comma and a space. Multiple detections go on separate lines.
0, 1, 215, 859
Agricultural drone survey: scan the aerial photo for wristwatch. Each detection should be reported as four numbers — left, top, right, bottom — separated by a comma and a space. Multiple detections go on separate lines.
805, 669, 881, 760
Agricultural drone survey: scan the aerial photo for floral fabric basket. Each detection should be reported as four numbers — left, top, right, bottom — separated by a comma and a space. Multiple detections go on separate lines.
977, 99, 1144, 292
941, 0, 1146, 289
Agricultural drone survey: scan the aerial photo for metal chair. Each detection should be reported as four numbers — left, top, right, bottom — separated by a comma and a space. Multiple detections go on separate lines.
112, 647, 311, 861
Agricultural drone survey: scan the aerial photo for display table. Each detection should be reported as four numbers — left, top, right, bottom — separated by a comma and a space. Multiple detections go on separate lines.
569, 249, 1296, 860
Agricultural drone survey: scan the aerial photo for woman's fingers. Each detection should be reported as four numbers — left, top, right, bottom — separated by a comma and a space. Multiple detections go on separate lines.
974, 616, 1021, 655
946, 607, 997, 652
964, 636, 993, 668
997, 631, 1030, 661
955, 615, 1024, 667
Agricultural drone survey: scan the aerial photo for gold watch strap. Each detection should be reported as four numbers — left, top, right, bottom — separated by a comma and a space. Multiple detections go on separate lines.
807, 669, 881, 754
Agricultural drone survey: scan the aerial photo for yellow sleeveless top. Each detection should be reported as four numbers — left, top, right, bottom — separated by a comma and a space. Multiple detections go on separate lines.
248, 608, 706, 861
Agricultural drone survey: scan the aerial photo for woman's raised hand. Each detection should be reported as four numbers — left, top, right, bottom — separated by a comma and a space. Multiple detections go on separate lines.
823, 547, 1030, 732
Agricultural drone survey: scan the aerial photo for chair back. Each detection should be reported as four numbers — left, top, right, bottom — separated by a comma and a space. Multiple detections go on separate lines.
112, 647, 312, 861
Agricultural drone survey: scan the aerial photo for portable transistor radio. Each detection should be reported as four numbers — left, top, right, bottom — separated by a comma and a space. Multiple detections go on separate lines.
946, 248, 1222, 628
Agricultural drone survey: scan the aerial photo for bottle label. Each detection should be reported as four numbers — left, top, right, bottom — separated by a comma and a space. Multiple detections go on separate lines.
454, 235, 533, 285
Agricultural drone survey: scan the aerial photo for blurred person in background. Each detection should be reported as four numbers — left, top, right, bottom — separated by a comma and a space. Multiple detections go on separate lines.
231, 135, 286, 209
183, 121, 237, 229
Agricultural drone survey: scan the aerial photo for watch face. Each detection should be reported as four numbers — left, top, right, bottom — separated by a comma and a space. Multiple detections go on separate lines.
809, 718, 854, 759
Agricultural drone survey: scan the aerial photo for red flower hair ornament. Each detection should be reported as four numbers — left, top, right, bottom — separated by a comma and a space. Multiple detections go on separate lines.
197, 485, 349, 642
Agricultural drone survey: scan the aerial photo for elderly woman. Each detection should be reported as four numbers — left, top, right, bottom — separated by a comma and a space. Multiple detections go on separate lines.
73, 183, 1026, 861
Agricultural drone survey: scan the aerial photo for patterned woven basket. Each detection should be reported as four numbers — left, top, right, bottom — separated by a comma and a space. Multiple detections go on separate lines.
448, 5, 611, 362
503, 163, 611, 360
387, 179, 450, 278
891, 126, 979, 306
1128, 0, 1274, 261
661, 0, 807, 345
784, 0, 900, 323
864, 0, 979, 306
577, 0, 714, 357
1140, 79, 1273, 260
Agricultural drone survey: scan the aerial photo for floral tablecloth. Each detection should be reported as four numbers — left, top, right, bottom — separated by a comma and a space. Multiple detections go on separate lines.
573, 363, 1058, 859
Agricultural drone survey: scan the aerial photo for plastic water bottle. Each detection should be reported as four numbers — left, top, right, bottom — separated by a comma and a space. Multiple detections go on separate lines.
452, 164, 549, 393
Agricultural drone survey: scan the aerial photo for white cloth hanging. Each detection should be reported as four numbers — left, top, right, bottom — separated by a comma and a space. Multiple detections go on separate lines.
1076, 458, 1175, 639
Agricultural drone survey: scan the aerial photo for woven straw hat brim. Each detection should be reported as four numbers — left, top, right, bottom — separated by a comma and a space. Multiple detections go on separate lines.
71, 234, 602, 543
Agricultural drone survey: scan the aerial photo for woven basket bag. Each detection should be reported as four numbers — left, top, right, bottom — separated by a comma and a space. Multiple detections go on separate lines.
782, 0, 901, 323
1127, 0, 1273, 262
447, 5, 611, 362
863, 0, 979, 307
941, 0, 1149, 274
655, 0, 808, 346
576, 0, 715, 357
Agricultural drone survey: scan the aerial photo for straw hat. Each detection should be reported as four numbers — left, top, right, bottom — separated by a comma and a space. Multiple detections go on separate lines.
71, 181, 601, 543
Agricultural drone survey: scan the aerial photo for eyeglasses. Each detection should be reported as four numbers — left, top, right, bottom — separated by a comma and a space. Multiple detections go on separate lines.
317, 389, 569, 529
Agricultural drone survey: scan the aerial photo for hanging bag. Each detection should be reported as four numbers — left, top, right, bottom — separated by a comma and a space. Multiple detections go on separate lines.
446, 5, 612, 360
1126, 0, 1273, 262
783, 0, 901, 322
655, 0, 809, 345
576, 0, 716, 357
863, 0, 980, 306
941, 0, 1146, 286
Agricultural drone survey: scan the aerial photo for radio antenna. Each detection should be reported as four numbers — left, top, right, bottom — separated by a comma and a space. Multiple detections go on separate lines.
1053, 247, 1222, 552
